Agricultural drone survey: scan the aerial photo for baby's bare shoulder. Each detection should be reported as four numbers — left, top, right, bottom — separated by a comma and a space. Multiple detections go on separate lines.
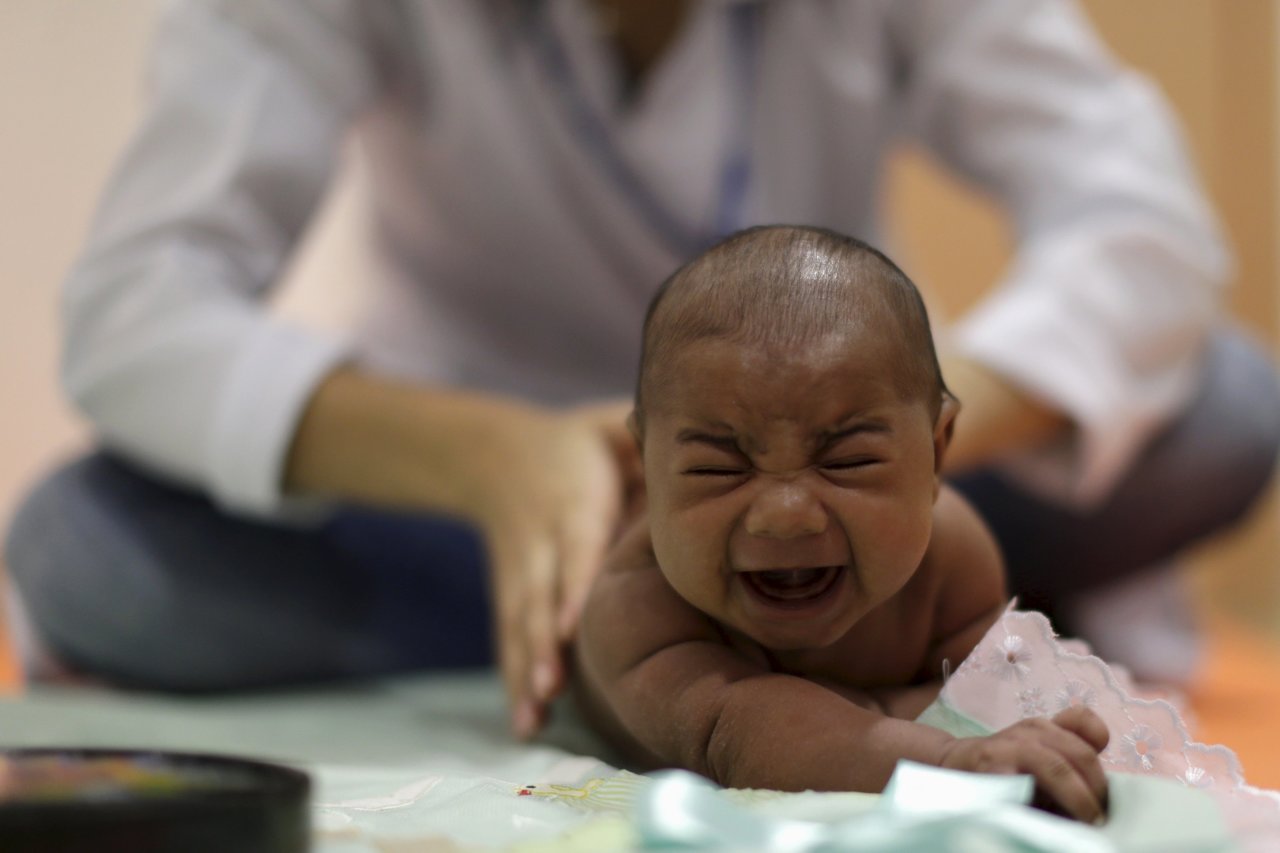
573, 517, 758, 766
914, 484, 1008, 675
885, 485, 996, 609
579, 517, 724, 680
927, 485, 1004, 586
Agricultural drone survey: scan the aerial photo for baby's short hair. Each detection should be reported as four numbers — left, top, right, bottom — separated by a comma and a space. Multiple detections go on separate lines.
635, 225, 947, 426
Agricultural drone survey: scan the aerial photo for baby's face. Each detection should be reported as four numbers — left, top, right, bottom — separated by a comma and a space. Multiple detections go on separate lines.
640, 330, 951, 651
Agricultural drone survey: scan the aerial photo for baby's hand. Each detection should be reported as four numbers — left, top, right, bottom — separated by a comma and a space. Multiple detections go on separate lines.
937, 706, 1109, 823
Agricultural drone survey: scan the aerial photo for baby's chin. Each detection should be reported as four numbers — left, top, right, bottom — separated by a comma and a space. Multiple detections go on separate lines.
732, 617, 860, 650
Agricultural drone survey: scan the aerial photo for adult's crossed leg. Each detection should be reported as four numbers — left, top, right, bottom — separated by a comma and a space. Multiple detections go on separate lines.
953, 329, 1280, 626
3, 453, 493, 691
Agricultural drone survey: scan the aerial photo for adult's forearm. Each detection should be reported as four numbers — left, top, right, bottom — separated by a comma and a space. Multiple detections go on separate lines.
940, 355, 1068, 474
283, 366, 525, 521
292, 367, 629, 733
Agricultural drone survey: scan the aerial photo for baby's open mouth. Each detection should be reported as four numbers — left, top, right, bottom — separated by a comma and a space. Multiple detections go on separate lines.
741, 566, 844, 603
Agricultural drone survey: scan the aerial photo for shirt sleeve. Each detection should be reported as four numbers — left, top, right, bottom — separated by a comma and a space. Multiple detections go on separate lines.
887, 0, 1232, 505
61, 0, 391, 516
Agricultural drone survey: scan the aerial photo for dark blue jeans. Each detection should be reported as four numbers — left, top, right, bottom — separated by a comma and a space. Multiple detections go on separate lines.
5, 331, 1279, 690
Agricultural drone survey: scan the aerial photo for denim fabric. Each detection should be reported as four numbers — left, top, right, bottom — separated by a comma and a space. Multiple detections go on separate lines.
4, 456, 492, 690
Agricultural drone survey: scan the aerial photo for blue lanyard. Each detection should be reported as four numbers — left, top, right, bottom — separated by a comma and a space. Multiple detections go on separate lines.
531, 2, 761, 258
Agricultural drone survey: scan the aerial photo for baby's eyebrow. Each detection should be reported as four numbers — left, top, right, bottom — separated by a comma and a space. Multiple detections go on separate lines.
817, 420, 892, 451
674, 428, 741, 452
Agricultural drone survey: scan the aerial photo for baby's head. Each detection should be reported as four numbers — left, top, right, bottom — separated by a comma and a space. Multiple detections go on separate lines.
632, 225, 956, 650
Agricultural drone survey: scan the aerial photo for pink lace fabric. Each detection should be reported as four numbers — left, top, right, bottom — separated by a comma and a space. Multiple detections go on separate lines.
940, 607, 1280, 848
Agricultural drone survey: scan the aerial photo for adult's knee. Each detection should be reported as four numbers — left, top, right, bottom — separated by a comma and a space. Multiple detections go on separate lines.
6, 456, 145, 615
1192, 331, 1280, 518
4, 454, 444, 690
953, 328, 1279, 605
3, 455, 178, 684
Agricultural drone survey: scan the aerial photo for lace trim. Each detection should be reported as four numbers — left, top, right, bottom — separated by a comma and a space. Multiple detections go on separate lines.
941, 607, 1280, 849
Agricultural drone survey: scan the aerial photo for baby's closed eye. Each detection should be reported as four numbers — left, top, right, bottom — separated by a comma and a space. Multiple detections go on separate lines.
820, 457, 881, 471
684, 466, 750, 477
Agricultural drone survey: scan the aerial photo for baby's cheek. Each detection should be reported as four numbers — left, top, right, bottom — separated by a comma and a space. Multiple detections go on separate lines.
653, 515, 725, 600
650, 516, 698, 576
853, 498, 933, 561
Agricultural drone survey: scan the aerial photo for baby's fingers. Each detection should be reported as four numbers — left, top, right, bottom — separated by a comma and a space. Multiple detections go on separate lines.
1024, 741, 1107, 824
940, 718, 1108, 824
1047, 709, 1109, 816
1052, 706, 1110, 753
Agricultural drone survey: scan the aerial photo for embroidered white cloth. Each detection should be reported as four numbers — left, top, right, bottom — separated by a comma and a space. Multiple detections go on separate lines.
922, 607, 1280, 851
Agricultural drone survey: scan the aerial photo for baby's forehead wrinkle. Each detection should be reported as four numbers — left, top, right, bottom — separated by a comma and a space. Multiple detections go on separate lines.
725, 413, 840, 459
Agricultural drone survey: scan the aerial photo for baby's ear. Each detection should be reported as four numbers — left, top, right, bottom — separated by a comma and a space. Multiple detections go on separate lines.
931, 392, 960, 488
626, 409, 644, 453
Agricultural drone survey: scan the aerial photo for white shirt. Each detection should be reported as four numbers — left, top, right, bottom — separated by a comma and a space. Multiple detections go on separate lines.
63, 0, 1229, 516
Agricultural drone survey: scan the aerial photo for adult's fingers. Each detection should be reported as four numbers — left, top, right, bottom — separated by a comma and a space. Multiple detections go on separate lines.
493, 531, 557, 739
556, 501, 615, 641
522, 533, 562, 710
493, 547, 532, 737
552, 416, 624, 639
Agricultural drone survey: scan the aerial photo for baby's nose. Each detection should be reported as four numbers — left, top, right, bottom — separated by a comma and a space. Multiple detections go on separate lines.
743, 479, 827, 539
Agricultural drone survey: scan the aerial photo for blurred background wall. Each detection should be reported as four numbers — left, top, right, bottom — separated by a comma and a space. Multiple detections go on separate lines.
2, 1, 1277, 628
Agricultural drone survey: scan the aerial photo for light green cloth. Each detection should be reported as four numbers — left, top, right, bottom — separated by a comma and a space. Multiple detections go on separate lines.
0, 673, 620, 850
0, 676, 1237, 851
914, 695, 1236, 852
917, 694, 993, 739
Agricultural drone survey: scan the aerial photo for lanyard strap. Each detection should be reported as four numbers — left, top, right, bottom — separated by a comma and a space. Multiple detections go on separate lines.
532, 2, 761, 257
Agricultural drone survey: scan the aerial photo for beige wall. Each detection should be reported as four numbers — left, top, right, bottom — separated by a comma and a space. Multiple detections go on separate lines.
888, 1, 1279, 341
2, 3, 1278, 608
0, 2, 159, 524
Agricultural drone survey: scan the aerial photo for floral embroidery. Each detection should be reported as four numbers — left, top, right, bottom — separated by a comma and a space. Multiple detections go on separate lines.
1122, 725, 1163, 772
1183, 766, 1213, 788
935, 608, 1280, 842
1017, 687, 1047, 718
1055, 680, 1098, 712
988, 634, 1032, 681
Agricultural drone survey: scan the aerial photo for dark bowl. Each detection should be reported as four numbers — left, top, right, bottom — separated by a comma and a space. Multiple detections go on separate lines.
0, 748, 311, 853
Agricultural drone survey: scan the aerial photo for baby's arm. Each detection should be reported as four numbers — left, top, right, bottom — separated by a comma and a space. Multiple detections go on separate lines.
575, 508, 1107, 821
575, 518, 959, 794
877, 486, 1110, 820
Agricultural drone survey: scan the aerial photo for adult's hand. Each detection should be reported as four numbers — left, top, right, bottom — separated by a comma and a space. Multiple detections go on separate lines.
474, 401, 635, 738
569, 398, 647, 536
285, 369, 637, 738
